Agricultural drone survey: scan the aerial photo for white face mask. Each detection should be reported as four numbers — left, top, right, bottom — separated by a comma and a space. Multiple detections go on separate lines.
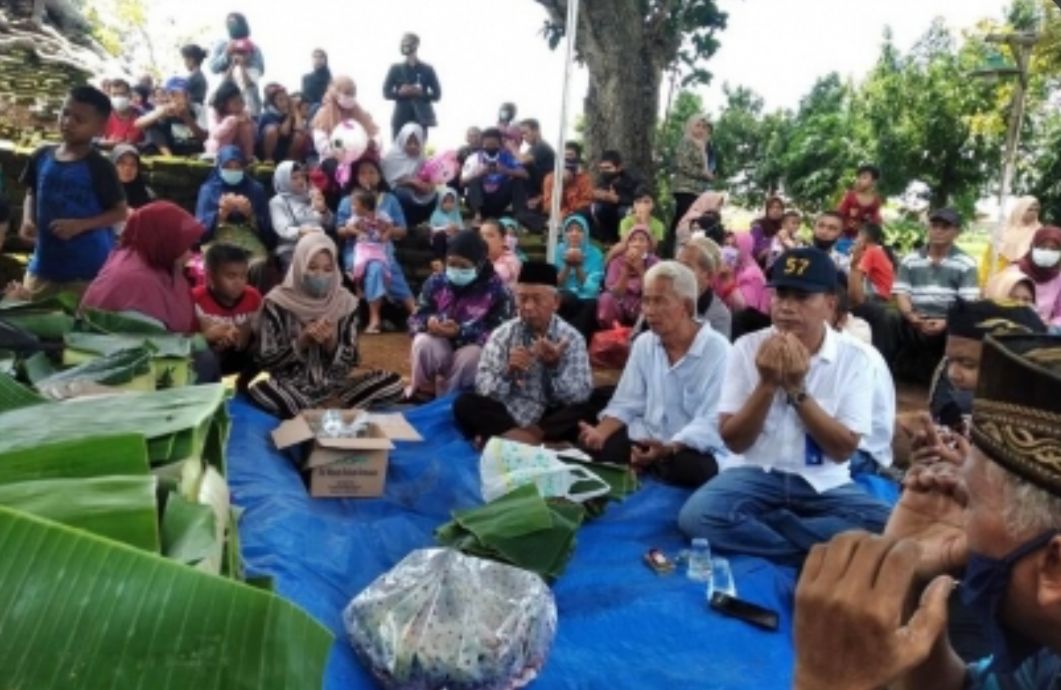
1032, 248, 1061, 268
111, 96, 130, 112
337, 94, 357, 110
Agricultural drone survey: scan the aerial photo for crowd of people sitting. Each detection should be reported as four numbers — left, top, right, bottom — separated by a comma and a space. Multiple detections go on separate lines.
2, 13, 1061, 687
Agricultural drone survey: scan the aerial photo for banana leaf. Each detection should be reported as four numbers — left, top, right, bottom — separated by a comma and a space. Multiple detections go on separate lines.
0, 475, 159, 551
63, 333, 195, 388
436, 484, 585, 581
0, 384, 227, 465
0, 505, 332, 689
80, 307, 168, 334
63, 332, 195, 360
36, 347, 155, 397
0, 292, 79, 314
0, 371, 46, 412
161, 492, 217, 567
0, 434, 149, 484
21, 351, 56, 384
1, 311, 76, 339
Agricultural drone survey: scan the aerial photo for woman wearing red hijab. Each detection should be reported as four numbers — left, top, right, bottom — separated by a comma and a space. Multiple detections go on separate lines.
81, 201, 203, 333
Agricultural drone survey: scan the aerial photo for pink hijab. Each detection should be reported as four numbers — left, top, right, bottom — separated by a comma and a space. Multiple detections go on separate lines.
81, 202, 203, 333
734, 232, 769, 313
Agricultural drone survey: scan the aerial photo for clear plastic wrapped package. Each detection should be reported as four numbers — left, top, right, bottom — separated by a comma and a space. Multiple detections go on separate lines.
343, 548, 558, 690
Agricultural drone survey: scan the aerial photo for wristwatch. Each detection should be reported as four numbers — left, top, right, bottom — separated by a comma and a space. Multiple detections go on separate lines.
786, 388, 808, 407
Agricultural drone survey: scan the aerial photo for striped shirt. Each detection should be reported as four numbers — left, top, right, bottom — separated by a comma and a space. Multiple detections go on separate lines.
893, 246, 980, 317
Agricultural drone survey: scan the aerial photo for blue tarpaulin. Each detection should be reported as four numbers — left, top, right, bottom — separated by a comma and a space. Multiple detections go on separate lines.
226, 394, 897, 690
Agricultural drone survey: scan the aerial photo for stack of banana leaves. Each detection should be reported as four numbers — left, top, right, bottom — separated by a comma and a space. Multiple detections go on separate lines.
0, 294, 202, 394
0, 378, 331, 684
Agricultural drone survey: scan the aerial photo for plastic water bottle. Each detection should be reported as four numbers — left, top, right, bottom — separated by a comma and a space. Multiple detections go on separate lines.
707, 556, 737, 599
320, 410, 344, 438
687, 538, 713, 582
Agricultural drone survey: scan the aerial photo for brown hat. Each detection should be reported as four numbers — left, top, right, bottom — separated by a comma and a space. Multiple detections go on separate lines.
971, 335, 1061, 496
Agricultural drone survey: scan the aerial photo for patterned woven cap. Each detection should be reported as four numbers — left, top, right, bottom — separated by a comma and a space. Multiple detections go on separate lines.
971, 335, 1061, 496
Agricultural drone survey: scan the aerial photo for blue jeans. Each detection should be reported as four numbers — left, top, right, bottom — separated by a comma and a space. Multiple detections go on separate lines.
677, 466, 891, 567
344, 242, 413, 302
849, 450, 883, 478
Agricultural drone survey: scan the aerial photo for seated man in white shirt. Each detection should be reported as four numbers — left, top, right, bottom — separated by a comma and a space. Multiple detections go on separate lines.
578, 261, 731, 487
678, 248, 891, 565
830, 274, 896, 477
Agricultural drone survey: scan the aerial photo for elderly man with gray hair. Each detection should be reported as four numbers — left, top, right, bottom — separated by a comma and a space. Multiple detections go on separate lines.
677, 235, 732, 339
578, 260, 731, 487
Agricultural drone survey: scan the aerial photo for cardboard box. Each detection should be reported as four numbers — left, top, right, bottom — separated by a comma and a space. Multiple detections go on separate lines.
271, 410, 422, 498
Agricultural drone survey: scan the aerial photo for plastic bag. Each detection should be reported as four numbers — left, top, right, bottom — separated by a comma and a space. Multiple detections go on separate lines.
480, 437, 610, 504
344, 548, 557, 690
588, 322, 631, 369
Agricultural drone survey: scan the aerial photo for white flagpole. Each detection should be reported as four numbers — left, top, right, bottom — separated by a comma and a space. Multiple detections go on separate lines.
546, 0, 580, 261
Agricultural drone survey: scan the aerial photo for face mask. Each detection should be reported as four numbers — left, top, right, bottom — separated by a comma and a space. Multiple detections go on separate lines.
446, 266, 477, 287
499, 108, 513, 123
111, 96, 129, 112
600, 171, 617, 182
721, 246, 739, 267
960, 530, 1058, 673
337, 94, 358, 110
220, 169, 244, 186
565, 161, 578, 173
812, 236, 837, 251
303, 273, 334, 298
1032, 248, 1061, 268
483, 149, 500, 159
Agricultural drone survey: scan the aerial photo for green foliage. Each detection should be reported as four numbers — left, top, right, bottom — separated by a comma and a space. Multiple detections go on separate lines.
860, 20, 1001, 211
883, 217, 926, 255
779, 74, 868, 212
540, 0, 727, 87
670, 1, 730, 86
711, 84, 789, 207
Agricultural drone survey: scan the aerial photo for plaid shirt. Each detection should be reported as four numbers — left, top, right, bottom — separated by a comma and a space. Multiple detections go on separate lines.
475, 315, 592, 427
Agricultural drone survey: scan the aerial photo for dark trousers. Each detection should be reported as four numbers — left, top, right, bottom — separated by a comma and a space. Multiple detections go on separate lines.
453, 391, 606, 443
593, 425, 718, 488
591, 202, 626, 244
855, 301, 946, 384
559, 292, 599, 343
665, 192, 698, 258
466, 176, 527, 219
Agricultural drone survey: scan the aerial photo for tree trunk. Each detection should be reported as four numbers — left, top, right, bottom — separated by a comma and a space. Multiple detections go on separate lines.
582, 41, 662, 188
538, 0, 680, 189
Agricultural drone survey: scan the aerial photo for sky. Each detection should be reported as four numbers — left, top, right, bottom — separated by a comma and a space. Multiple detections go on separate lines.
140, 0, 1013, 149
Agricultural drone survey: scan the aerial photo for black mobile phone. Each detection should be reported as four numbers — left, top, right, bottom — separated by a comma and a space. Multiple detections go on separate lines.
709, 592, 780, 631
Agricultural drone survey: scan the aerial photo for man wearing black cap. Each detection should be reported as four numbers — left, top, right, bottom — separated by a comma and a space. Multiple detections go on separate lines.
453, 261, 594, 446
678, 247, 891, 565
868, 207, 980, 382
793, 335, 1061, 690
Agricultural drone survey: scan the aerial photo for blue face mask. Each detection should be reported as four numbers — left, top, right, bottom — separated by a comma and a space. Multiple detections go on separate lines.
303, 273, 334, 298
446, 266, 477, 287
960, 530, 1058, 673
220, 169, 244, 186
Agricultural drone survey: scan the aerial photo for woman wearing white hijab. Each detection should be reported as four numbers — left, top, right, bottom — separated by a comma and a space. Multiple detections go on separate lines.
381, 122, 438, 227
268, 161, 334, 271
